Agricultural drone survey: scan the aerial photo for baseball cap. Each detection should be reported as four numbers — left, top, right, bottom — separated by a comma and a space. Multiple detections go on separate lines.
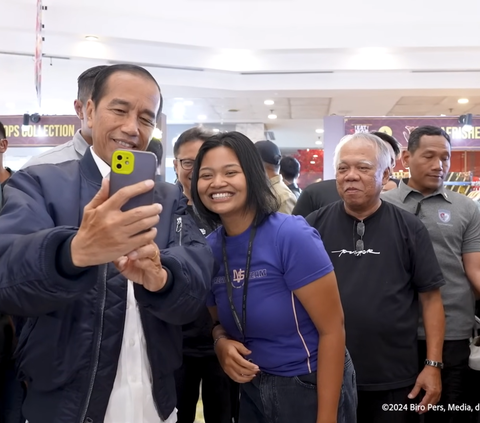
255, 140, 282, 166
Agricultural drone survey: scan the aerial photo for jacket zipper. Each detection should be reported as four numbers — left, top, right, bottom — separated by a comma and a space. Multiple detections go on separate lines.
78, 265, 107, 423
176, 217, 183, 246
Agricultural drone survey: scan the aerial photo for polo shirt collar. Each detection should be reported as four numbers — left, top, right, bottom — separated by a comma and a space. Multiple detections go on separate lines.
398, 178, 452, 204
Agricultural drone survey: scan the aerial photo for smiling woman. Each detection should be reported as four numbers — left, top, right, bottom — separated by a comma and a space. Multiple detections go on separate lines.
190, 131, 357, 423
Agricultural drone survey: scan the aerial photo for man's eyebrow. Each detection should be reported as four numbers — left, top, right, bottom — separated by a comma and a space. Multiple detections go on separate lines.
108, 98, 156, 121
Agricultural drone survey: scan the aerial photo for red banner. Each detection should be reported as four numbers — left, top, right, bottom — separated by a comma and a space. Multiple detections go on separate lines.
345, 117, 480, 150
0, 115, 80, 147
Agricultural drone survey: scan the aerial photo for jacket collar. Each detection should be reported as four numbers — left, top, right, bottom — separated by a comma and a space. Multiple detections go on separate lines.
73, 130, 90, 157
79, 146, 103, 187
397, 178, 452, 204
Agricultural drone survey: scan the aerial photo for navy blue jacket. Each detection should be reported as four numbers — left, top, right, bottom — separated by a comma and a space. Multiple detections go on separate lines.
0, 149, 214, 423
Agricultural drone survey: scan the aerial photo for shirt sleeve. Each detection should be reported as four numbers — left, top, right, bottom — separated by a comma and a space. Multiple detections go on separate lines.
462, 201, 480, 254
206, 291, 216, 307
276, 215, 334, 291
410, 219, 445, 292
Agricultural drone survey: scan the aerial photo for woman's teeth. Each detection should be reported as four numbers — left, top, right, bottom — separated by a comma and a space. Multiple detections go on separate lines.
212, 193, 232, 199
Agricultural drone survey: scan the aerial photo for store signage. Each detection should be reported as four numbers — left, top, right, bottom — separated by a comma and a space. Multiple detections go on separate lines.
0, 115, 80, 147
345, 117, 480, 150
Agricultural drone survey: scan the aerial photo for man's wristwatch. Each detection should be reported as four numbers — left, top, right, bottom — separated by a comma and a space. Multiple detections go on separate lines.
425, 359, 444, 369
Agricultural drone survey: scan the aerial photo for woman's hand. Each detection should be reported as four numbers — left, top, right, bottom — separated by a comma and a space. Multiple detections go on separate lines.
215, 338, 260, 383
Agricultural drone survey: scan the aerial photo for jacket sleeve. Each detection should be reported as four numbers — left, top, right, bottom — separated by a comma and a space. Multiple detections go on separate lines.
134, 194, 214, 326
0, 171, 99, 317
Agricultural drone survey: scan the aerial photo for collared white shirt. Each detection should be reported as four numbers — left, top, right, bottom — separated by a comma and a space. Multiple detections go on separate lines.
91, 147, 177, 423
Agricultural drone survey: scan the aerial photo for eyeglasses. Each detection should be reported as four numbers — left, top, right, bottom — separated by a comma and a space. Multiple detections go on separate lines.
356, 221, 365, 251
177, 159, 195, 170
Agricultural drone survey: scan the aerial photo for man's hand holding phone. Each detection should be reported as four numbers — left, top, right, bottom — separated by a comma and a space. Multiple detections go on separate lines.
114, 242, 168, 292
71, 178, 161, 276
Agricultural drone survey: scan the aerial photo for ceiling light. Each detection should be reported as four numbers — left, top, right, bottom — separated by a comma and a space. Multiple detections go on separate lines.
310, 161, 316, 164
85, 35, 99, 41
264, 100, 275, 106
212, 128, 220, 133
268, 113, 277, 120
315, 140, 323, 145
313, 154, 318, 158
458, 98, 469, 104
440, 114, 446, 116
197, 114, 207, 121
315, 128, 324, 134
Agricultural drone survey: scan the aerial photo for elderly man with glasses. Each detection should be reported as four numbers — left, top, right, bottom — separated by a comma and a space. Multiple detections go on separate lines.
305, 133, 446, 423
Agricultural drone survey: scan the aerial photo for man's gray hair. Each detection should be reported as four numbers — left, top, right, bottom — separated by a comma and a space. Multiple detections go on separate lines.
333, 133, 392, 175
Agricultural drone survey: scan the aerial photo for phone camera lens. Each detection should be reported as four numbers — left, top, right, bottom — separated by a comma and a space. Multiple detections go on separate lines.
117, 155, 123, 160
116, 164, 122, 169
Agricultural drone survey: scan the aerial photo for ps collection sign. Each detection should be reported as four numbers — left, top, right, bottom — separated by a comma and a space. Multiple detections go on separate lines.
0, 115, 80, 147
345, 117, 480, 150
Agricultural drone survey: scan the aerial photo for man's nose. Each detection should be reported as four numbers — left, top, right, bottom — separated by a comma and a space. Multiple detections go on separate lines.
344, 168, 360, 180
121, 114, 140, 137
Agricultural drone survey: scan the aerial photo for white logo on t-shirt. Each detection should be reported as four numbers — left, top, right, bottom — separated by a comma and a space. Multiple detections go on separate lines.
331, 249, 380, 257
233, 269, 245, 286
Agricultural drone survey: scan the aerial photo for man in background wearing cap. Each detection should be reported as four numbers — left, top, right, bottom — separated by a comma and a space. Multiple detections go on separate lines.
256, 140, 297, 214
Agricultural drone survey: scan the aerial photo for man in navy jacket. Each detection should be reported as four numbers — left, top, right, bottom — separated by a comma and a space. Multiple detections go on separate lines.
0, 64, 215, 423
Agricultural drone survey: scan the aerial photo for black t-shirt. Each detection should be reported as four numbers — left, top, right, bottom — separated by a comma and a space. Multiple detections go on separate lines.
292, 179, 340, 218
306, 200, 445, 391
181, 205, 216, 357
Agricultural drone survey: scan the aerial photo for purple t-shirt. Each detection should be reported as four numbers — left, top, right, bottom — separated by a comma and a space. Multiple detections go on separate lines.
206, 213, 334, 377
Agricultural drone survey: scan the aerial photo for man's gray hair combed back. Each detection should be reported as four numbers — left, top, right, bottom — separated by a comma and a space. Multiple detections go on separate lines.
333, 133, 392, 175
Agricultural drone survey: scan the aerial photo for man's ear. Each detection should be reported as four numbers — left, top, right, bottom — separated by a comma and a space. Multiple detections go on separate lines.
0, 139, 7, 154
86, 99, 95, 129
74, 100, 84, 120
401, 149, 411, 169
382, 167, 390, 186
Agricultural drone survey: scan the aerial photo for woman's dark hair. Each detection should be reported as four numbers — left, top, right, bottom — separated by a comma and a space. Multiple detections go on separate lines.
191, 131, 279, 229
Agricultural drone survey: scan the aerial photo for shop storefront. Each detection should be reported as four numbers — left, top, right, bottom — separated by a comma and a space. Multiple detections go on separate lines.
344, 116, 480, 202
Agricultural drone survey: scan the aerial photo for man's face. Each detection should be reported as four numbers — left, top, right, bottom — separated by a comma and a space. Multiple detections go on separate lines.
402, 135, 451, 194
174, 140, 204, 202
336, 139, 389, 210
86, 72, 160, 165
74, 99, 92, 144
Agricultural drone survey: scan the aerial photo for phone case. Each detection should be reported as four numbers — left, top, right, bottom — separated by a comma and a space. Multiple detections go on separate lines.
109, 149, 158, 212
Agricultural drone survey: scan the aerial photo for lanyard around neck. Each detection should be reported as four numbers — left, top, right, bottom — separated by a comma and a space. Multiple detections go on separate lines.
221, 225, 257, 341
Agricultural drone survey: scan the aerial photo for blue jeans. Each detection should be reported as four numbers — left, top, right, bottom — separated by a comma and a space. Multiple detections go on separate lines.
239, 349, 357, 423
